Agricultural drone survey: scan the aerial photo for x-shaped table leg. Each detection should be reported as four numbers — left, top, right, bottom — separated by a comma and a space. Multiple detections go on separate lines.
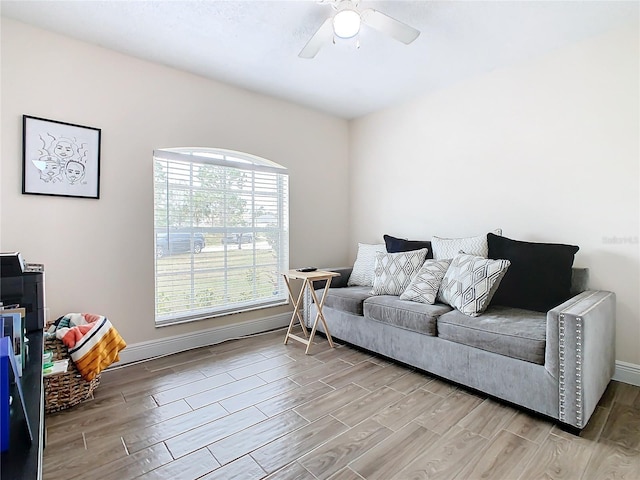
305, 277, 335, 354
283, 276, 309, 345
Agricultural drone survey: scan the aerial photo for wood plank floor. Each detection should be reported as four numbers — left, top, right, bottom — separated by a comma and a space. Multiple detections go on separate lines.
43, 328, 640, 480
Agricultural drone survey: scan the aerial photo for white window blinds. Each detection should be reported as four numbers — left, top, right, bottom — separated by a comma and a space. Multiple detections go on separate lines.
153, 148, 289, 326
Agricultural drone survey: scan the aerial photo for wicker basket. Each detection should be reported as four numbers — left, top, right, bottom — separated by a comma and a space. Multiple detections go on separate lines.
43, 333, 101, 414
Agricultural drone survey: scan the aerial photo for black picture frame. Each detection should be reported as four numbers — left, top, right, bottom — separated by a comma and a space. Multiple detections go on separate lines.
22, 115, 101, 199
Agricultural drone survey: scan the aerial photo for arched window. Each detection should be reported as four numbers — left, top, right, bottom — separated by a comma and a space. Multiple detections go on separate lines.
153, 147, 289, 326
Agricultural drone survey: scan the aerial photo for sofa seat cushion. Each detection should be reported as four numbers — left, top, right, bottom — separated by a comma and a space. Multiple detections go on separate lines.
317, 286, 373, 316
363, 296, 453, 336
437, 306, 547, 364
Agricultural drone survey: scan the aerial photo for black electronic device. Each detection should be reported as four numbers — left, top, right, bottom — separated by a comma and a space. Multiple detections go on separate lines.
0, 253, 24, 278
296, 267, 318, 272
0, 272, 44, 332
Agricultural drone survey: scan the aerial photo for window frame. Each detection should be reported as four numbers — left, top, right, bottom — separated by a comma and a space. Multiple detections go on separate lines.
153, 148, 289, 327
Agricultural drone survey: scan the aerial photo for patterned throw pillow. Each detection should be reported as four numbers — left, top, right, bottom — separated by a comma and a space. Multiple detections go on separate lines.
348, 243, 386, 287
438, 253, 510, 316
400, 259, 451, 304
432, 229, 502, 260
370, 249, 428, 296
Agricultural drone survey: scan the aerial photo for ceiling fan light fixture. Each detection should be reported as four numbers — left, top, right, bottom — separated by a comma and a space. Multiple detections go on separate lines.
333, 9, 361, 39
298, 0, 420, 59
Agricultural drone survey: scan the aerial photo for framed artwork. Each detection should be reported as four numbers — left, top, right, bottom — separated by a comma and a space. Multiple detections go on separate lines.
22, 115, 101, 199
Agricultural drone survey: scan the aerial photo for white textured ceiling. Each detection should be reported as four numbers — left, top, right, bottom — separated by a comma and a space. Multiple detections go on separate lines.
1, 0, 637, 119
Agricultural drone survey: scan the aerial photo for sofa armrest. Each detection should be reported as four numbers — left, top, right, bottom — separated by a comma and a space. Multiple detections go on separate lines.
546, 290, 616, 428
302, 266, 353, 323
318, 267, 352, 289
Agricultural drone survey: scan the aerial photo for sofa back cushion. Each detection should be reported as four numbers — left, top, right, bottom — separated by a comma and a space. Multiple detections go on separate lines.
571, 268, 589, 295
488, 233, 579, 312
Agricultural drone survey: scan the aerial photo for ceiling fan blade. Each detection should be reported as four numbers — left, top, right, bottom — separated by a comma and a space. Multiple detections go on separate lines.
360, 9, 420, 44
299, 17, 334, 59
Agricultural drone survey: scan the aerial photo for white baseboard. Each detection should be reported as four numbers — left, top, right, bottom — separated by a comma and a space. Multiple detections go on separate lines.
112, 312, 290, 366
613, 361, 640, 387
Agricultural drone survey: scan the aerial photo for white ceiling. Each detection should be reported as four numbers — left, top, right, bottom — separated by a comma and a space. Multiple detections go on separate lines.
1, 0, 637, 119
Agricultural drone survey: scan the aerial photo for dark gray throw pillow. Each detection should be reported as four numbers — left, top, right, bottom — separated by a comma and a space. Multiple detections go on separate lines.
487, 233, 579, 312
383, 234, 433, 259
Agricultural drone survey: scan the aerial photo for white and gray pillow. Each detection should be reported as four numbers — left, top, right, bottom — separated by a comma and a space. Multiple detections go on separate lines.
438, 253, 510, 317
370, 248, 428, 296
431, 229, 502, 260
400, 259, 451, 304
347, 243, 386, 287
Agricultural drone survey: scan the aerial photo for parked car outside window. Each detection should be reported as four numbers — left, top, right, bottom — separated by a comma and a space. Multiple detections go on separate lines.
156, 231, 205, 258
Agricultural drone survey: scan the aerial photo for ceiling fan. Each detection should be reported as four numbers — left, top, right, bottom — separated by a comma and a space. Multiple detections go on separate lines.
299, 0, 420, 59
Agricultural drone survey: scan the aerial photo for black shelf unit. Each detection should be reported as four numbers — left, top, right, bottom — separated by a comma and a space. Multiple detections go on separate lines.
1, 330, 44, 480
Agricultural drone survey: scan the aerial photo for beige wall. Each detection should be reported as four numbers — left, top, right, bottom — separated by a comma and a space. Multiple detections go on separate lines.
0, 18, 350, 344
349, 25, 640, 364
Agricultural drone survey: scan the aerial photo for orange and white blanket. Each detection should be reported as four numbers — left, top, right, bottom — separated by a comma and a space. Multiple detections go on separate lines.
55, 313, 126, 381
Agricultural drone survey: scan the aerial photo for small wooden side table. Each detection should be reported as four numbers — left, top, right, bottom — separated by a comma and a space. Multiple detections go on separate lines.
281, 269, 340, 354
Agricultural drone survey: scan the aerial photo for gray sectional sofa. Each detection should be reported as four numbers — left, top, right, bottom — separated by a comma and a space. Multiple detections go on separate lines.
305, 266, 616, 430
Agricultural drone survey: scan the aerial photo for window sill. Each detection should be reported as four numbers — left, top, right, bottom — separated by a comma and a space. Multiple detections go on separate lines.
155, 300, 289, 328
